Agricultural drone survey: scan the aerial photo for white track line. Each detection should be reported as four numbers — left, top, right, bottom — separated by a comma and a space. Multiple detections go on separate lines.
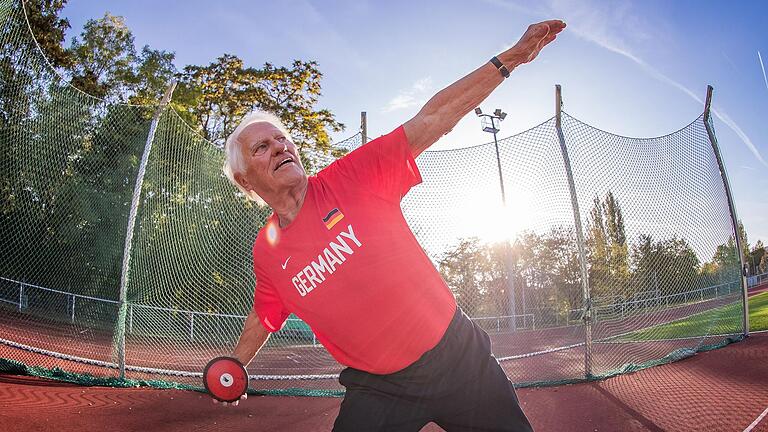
743, 406, 768, 432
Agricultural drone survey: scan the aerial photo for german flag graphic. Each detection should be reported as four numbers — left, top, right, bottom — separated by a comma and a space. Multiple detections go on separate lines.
323, 208, 345, 230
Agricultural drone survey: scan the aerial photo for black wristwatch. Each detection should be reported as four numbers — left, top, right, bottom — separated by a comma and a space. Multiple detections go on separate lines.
490, 56, 510, 78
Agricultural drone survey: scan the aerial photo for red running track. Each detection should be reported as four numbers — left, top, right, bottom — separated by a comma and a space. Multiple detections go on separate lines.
0, 289, 744, 390
1, 332, 766, 432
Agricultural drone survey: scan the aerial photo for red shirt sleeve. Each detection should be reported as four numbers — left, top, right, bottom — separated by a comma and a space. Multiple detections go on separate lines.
252, 254, 290, 333
323, 125, 422, 202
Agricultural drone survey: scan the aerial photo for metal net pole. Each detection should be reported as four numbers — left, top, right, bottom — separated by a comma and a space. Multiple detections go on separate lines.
555, 85, 593, 377
702, 85, 749, 337
116, 82, 177, 379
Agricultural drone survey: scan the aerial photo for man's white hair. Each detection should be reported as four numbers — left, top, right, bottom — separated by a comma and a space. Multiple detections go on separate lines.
223, 110, 292, 205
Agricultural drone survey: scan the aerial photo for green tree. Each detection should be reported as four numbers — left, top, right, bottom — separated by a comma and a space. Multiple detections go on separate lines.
749, 240, 765, 275
175, 54, 250, 142
175, 55, 345, 172
761, 252, 768, 274
712, 238, 738, 270
67, 12, 137, 100
255, 60, 344, 156
586, 192, 629, 301
631, 234, 701, 298
0, 0, 81, 282
437, 237, 502, 317
515, 227, 582, 326
0, 1, 347, 326
128, 45, 178, 106
22, 0, 72, 69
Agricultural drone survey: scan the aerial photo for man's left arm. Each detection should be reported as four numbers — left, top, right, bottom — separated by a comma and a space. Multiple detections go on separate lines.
403, 20, 566, 158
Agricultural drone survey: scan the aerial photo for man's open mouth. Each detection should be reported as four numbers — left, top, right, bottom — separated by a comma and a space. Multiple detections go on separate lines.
275, 157, 294, 171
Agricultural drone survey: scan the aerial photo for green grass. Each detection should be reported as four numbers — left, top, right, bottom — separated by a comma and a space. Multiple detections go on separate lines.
750, 291, 768, 330
613, 292, 768, 342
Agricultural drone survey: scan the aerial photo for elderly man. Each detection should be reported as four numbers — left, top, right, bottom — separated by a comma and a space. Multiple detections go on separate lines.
220, 20, 565, 432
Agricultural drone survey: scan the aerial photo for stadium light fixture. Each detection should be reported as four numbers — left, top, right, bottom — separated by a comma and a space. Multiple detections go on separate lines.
476, 106, 516, 331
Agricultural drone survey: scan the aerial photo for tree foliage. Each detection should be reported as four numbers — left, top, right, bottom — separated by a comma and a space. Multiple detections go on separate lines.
175, 55, 345, 171
586, 191, 629, 301
435, 189, 746, 328
67, 13, 137, 100
437, 237, 506, 317
21, 0, 72, 68
0, 2, 344, 318
751, 240, 766, 274
630, 234, 700, 296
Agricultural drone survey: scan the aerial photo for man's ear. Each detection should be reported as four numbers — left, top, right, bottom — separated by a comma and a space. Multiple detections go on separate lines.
234, 172, 251, 191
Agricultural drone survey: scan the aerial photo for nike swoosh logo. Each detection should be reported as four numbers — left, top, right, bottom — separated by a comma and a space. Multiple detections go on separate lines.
281, 256, 291, 270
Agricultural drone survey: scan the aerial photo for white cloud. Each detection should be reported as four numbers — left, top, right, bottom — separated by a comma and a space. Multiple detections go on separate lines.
484, 0, 655, 62
711, 107, 768, 167
721, 51, 738, 71
486, 0, 768, 168
759, 51, 768, 92
383, 77, 433, 113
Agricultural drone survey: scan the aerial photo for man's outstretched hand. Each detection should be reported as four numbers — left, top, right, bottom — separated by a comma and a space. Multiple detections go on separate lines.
511, 20, 566, 65
212, 393, 248, 407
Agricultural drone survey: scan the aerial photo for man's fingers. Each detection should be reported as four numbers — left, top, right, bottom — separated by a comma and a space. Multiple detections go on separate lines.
211, 395, 245, 406
539, 19, 566, 32
540, 34, 557, 48
541, 21, 565, 38
536, 20, 565, 41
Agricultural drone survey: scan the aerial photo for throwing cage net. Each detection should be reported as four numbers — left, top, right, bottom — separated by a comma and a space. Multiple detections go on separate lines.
0, 0, 746, 395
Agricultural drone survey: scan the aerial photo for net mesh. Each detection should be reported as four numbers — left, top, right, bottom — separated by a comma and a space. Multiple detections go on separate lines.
0, 0, 746, 395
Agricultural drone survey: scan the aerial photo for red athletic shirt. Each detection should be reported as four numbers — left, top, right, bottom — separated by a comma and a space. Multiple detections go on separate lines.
251, 125, 457, 374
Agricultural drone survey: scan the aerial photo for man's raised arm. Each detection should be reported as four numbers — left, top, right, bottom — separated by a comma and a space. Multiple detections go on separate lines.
403, 20, 565, 158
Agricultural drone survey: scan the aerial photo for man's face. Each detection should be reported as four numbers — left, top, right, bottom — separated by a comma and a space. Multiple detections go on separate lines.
234, 122, 306, 198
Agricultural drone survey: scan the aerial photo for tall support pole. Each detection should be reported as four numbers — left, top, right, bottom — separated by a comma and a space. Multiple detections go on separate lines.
554, 85, 593, 377
490, 121, 517, 331
361, 111, 368, 145
116, 82, 177, 379
703, 85, 749, 338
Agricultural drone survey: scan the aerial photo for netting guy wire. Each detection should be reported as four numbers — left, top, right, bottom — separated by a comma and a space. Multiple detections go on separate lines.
703, 85, 749, 337
116, 82, 177, 379
554, 85, 593, 378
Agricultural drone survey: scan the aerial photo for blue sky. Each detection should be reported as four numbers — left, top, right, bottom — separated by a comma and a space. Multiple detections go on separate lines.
61, 0, 768, 247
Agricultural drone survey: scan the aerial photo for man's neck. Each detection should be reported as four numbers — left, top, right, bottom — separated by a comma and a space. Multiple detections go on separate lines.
270, 179, 308, 228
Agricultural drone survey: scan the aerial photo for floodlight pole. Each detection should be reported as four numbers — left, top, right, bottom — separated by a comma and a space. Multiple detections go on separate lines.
490, 117, 508, 205
116, 81, 177, 379
703, 85, 749, 338
478, 109, 517, 331
554, 85, 593, 378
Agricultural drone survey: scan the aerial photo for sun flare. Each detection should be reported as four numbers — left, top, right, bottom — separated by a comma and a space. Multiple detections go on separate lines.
455, 187, 536, 245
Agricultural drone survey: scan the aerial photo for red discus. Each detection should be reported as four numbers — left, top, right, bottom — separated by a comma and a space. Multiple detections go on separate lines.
203, 356, 249, 403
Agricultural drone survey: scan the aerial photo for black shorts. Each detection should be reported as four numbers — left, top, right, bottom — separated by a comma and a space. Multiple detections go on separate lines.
333, 308, 534, 432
